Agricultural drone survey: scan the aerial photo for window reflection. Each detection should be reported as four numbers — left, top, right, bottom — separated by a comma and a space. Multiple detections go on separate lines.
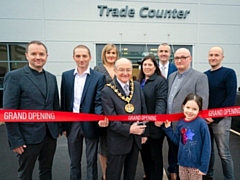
0, 45, 8, 61
96, 44, 160, 66
0, 90, 2, 108
10, 62, 27, 71
0, 62, 8, 88
96, 44, 192, 66
96, 44, 192, 84
0, 43, 28, 108
10, 44, 27, 61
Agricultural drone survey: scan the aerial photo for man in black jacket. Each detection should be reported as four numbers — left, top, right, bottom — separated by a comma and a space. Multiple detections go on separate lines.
101, 58, 148, 180
3, 41, 61, 180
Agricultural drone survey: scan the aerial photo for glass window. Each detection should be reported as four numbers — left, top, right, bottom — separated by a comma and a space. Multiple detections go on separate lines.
0, 45, 8, 61
96, 44, 192, 65
0, 42, 28, 108
96, 44, 159, 66
96, 44, 192, 81
0, 90, 2, 108
0, 62, 8, 88
10, 44, 27, 61
10, 62, 28, 71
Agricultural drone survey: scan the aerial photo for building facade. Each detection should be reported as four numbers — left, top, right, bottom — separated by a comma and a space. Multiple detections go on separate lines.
0, 0, 240, 107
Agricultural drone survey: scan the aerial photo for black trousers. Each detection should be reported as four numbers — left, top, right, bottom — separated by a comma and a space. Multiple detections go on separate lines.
167, 137, 178, 174
141, 137, 165, 180
106, 142, 139, 180
17, 134, 57, 180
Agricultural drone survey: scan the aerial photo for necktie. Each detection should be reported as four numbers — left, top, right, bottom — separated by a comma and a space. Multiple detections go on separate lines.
123, 84, 129, 96
161, 66, 166, 78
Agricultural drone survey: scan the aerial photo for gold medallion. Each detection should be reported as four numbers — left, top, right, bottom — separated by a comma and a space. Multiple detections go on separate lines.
106, 79, 135, 113
125, 103, 134, 113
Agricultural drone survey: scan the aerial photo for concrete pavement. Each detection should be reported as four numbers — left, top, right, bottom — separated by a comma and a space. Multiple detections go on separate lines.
1, 124, 240, 180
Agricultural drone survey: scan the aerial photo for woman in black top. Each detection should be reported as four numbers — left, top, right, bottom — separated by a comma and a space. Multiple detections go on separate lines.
138, 54, 168, 180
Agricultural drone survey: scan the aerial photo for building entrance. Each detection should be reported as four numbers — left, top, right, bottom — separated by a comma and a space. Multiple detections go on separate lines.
96, 44, 192, 79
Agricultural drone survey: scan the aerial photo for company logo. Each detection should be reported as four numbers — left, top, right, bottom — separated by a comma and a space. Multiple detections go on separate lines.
98, 5, 190, 19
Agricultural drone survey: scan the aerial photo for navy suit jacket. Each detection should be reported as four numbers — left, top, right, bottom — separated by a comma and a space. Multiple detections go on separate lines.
167, 62, 177, 78
61, 68, 105, 139
3, 65, 61, 150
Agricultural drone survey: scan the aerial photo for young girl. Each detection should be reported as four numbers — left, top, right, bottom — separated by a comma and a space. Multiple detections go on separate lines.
163, 93, 211, 180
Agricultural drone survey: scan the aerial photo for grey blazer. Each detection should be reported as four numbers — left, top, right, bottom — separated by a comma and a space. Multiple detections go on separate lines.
168, 68, 209, 114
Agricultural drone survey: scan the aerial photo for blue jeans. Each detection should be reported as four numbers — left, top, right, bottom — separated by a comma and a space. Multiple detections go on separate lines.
207, 117, 234, 180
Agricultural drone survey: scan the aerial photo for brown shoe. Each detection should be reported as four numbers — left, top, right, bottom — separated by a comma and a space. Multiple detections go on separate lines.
170, 173, 177, 180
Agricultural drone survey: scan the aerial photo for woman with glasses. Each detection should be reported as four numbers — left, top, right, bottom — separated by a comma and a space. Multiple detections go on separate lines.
138, 54, 168, 180
94, 44, 119, 180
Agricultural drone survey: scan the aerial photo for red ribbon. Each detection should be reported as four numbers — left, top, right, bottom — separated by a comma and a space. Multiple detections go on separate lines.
0, 106, 240, 122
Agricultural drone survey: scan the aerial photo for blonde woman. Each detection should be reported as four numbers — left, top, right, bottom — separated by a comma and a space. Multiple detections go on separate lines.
94, 44, 119, 180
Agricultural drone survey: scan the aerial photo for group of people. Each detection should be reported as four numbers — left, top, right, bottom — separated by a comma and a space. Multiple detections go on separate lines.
3, 40, 237, 180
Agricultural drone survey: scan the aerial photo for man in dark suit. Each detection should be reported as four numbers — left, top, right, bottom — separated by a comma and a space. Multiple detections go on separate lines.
158, 43, 177, 79
61, 45, 107, 180
157, 43, 178, 179
101, 58, 148, 180
3, 41, 61, 180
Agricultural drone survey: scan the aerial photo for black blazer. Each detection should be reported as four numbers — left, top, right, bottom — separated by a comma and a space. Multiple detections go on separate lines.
61, 68, 106, 139
3, 65, 61, 150
101, 79, 148, 155
142, 73, 168, 139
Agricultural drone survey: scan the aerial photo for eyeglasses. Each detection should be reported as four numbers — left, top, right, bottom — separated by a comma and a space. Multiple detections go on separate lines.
181, 128, 187, 145
116, 68, 132, 73
174, 56, 189, 61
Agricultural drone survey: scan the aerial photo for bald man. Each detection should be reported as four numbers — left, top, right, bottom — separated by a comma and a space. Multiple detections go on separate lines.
203, 46, 237, 180
101, 58, 148, 180
167, 48, 209, 179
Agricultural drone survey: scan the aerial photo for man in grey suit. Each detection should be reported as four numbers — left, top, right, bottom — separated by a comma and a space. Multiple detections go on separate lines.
101, 58, 148, 180
168, 48, 209, 114
166, 48, 209, 180
3, 41, 61, 180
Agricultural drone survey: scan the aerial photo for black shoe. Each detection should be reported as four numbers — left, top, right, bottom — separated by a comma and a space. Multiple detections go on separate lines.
202, 175, 213, 180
